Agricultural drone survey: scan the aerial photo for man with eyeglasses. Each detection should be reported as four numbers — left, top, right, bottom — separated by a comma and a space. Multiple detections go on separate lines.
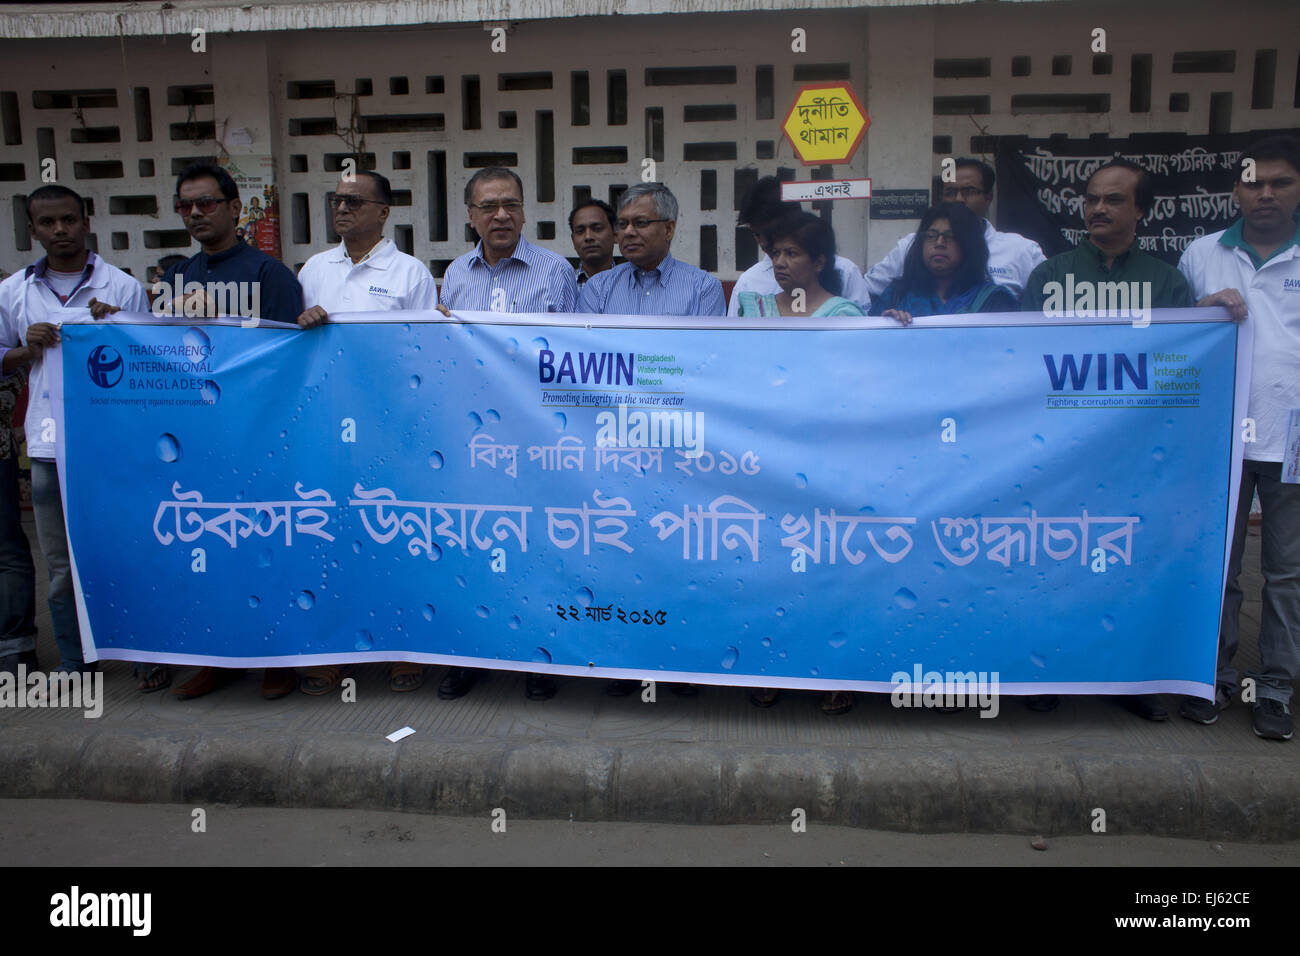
295, 171, 437, 696
297, 170, 437, 329
577, 182, 725, 317
435, 167, 576, 704
438, 167, 577, 316
157, 162, 303, 328
865, 158, 1045, 301
160, 162, 304, 702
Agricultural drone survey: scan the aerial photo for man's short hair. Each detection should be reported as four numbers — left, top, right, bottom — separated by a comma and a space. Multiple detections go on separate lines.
357, 170, 393, 205
1087, 158, 1154, 217
25, 184, 87, 221
1238, 135, 1300, 180
176, 161, 239, 201
737, 175, 784, 227
464, 167, 524, 206
617, 182, 679, 222
569, 198, 615, 231
954, 158, 995, 195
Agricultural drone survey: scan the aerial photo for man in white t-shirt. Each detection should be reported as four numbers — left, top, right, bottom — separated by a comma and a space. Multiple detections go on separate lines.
296, 170, 437, 696
863, 158, 1045, 301
1177, 135, 1300, 742
297, 170, 437, 327
0, 185, 148, 678
727, 176, 871, 316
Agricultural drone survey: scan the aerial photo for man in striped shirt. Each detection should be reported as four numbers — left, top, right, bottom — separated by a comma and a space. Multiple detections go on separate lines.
577, 183, 726, 317
437, 167, 578, 315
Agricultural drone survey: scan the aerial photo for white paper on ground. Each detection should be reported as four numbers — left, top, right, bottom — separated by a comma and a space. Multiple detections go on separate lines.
385, 726, 416, 742
1282, 409, 1300, 484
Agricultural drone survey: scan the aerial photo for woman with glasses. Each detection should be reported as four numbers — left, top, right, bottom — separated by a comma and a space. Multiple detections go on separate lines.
869, 202, 1017, 324
736, 212, 865, 319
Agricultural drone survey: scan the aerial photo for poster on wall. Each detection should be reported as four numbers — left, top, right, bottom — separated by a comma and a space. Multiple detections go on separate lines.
218, 154, 282, 260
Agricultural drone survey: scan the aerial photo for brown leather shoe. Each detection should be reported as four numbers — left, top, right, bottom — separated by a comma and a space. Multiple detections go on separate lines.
172, 667, 245, 700
261, 667, 297, 700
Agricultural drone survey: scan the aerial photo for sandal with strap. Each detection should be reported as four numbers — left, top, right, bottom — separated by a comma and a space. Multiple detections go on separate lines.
134, 664, 172, 693
300, 664, 354, 696
820, 691, 854, 716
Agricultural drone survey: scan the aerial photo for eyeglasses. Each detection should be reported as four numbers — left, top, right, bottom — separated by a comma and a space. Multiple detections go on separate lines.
942, 187, 987, 199
174, 197, 229, 216
331, 195, 388, 211
921, 230, 957, 244
469, 199, 524, 213
615, 218, 671, 231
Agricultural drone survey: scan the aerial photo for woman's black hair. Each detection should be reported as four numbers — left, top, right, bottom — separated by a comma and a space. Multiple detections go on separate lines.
897, 201, 990, 297
763, 211, 842, 295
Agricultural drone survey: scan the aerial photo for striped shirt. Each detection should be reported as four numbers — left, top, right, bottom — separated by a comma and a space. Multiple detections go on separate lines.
439, 236, 577, 313
577, 254, 725, 316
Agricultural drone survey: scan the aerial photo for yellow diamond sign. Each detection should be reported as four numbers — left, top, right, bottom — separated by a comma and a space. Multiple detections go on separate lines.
782, 83, 869, 166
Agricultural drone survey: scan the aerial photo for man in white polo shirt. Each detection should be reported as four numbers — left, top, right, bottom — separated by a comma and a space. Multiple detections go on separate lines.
727, 176, 871, 316
0, 184, 148, 678
296, 170, 437, 696
297, 170, 437, 326
864, 158, 1045, 302
1177, 135, 1300, 742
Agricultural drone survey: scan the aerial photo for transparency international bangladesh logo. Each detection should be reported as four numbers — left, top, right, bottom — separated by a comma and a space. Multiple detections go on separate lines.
86, 345, 124, 389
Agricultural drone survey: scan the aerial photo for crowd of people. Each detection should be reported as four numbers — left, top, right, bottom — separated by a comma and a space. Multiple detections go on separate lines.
0, 133, 1296, 741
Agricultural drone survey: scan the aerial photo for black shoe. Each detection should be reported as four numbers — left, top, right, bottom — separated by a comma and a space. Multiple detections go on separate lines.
1119, 693, 1169, 722
1025, 694, 1059, 712
1179, 686, 1231, 725
604, 679, 637, 697
437, 667, 481, 700
525, 673, 557, 701
1252, 699, 1294, 741
667, 683, 699, 697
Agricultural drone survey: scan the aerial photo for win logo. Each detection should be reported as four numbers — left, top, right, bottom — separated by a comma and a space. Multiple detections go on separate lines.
1044, 353, 1148, 391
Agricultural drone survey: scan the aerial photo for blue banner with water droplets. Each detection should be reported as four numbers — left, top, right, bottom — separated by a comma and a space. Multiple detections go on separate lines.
55, 312, 1243, 697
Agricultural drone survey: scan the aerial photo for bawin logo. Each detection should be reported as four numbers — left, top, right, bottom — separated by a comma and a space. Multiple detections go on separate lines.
86, 345, 124, 388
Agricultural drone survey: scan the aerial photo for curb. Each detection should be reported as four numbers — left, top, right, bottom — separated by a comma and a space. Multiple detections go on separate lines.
3, 725, 1299, 840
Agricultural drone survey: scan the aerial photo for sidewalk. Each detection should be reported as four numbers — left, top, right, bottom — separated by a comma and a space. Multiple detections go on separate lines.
2, 517, 1295, 841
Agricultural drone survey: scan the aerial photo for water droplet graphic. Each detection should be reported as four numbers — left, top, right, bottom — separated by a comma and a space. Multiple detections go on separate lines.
1030, 652, 1047, 668
200, 380, 220, 404
576, 587, 594, 607
248, 596, 260, 609
531, 336, 550, 352
552, 411, 567, 431
455, 575, 467, 589
775, 607, 785, 617
156, 433, 181, 463
760, 637, 772, 648
1102, 615, 1116, 631
893, 587, 918, 609
428, 451, 444, 469
475, 605, 490, 618
467, 411, 483, 430
794, 473, 808, 489
422, 605, 435, 621
352, 540, 363, 554
508, 615, 521, 630
505, 337, 519, 356
354, 629, 374, 651
426, 541, 442, 561
533, 646, 553, 664
721, 646, 739, 669
485, 408, 501, 423
296, 590, 315, 610
182, 327, 210, 352
409, 374, 421, 389
828, 632, 847, 649
1151, 447, 1166, 462
257, 548, 273, 568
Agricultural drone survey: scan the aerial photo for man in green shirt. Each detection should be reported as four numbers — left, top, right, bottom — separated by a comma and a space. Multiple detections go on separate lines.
1021, 159, 1194, 316
1020, 159, 1191, 721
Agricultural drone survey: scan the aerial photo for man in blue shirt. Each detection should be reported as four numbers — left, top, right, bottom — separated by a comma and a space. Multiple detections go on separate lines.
438, 167, 577, 315
160, 162, 304, 702
578, 183, 726, 317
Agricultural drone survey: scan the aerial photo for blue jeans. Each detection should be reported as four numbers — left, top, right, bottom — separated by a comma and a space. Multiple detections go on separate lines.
1218, 460, 1300, 705
30, 459, 89, 671
0, 441, 36, 658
